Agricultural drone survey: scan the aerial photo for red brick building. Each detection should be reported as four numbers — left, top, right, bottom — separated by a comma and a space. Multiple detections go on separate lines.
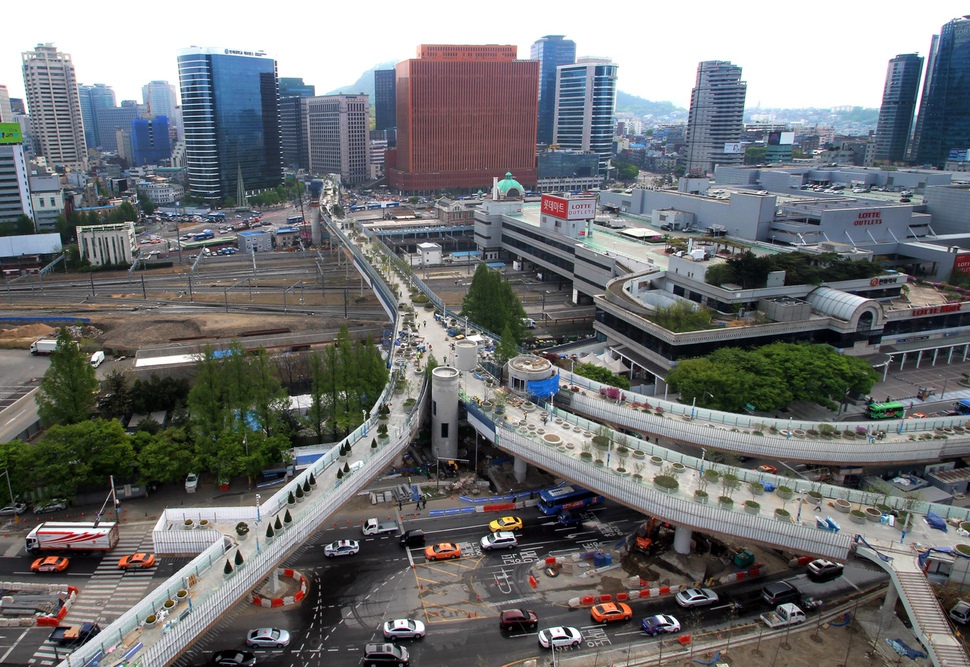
387, 45, 539, 194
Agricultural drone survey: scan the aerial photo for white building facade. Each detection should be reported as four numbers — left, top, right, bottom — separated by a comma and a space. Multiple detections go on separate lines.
77, 221, 136, 266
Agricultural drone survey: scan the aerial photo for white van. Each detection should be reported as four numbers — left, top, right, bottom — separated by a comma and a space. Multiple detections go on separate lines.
90, 351, 105, 368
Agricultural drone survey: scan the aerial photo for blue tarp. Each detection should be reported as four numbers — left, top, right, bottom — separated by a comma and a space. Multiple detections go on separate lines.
926, 512, 948, 532
526, 375, 560, 400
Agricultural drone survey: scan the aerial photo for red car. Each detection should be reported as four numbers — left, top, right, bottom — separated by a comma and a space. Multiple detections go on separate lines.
31, 556, 69, 573
118, 553, 157, 569
756, 465, 778, 475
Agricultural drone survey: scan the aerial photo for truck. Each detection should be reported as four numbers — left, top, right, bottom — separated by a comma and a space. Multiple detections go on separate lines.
761, 603, 806, 628
362, 518, 399, 536
48, 622, 102, 647
26, 522, 120, 554
956, 399, 970, 415
30, 338, 58, 355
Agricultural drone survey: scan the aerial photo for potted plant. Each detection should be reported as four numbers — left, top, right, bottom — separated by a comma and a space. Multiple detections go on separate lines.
234, 549, 244, 568
580, 451, 593, 462
776, 485, 794, 500
183, 519, 194, 530
198, 518, 210, 529
849, 509, 867, 524
650, 455, 663, 466
694, 489, 709, 504
266, 523, 275, 540
337, 468, 344, 480
718, 496, 734, 508
632, 450, 645, 460
834, 498, 851, 513
284, 509, 293, 526
145, 614, 157, 627
807, 490, 823, 504
671, 462, 686, 474
236, 521, 249, 539
371, 438, 378, 450
592, 435, 610, 452
274, 516, 283, 531
303, 479, 311, 494
295, 486, 305, 503
775, 508, 791, 521
864, 507, 883, 522
594, 458, 605, 467
653, 475, 679, 493
176, 589, 188, 602
378, 423, 389, 440
744, 500, 760, 514
287, 491, 296, 506
163, 598, 176, 610
749, 481, 764, 496
224, 559, 234, 577
309, 472, 317, 487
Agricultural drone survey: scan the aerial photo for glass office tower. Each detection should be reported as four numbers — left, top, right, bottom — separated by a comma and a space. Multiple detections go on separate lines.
531, 35, 576, 146
552, 58, 618, 176
177, 47, 281, 202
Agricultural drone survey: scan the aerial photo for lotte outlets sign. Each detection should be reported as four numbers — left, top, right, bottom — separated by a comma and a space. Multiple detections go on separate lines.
541, 194, 596, 221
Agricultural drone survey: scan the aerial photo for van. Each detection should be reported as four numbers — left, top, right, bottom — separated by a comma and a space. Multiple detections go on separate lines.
950, 600, 970, 625
761, 581, 801, 606
361, 642, 409, 665
399, 529, 425, 547
90, 351, 105, 368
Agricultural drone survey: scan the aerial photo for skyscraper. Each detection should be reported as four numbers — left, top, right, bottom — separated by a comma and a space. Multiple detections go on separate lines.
96, 102, 141, 153
0, 122, 33, 224
141, 81, 177, 122
77, 83, 115, 150
374, 69, 396, 133
177, 47, 282, 202
552, 57, 617, 176
532, 35, 576, 146
388, 45, 539, 193
279, 77, 315, 171
131, 116, 171, 166
0, 86, 12, 123
303, 95, 371, 184
873, 54, 923, 164
22, 44, 87, 171
685, 60, 747, 176
911, 16, 970, 168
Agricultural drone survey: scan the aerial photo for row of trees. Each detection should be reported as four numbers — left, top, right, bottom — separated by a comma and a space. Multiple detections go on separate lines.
666, 342, 877, 413
705, 251, 884, 290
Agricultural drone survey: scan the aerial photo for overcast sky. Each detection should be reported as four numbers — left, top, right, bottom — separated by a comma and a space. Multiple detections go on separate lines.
2, 2, 966, 112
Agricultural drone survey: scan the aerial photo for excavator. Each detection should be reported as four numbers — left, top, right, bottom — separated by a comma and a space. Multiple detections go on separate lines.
633, 517, 672, 556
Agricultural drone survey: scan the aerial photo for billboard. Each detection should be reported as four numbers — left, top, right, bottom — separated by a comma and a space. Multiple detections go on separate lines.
780, 131, 795, 145
723, 143, 742, 154
0, 123, 23, 144
948, 148, 970, 162
954, 253, 970, 274
540, 194, 596, 221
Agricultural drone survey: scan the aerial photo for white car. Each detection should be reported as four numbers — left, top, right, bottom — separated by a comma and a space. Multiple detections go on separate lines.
324, 539, 359, 558
382, 618, 426, 640
0, 502, 26, 516
185, 473, 199, 493
33, 499, 68, 515
481, 531, 518, 551
246, 627, 290, 648
675, 587, 719, 608
538, 626, 582, 649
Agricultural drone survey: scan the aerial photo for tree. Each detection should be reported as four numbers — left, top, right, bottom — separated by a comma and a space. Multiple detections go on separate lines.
461, 263, 526, 341
136, 427, 195, 484
744, 146, 767, 165
572, 363, 631, 390
36, 328, 99, 425
137, 191, 156, 216
611, 158, 640, 182
99, 369, 133, 419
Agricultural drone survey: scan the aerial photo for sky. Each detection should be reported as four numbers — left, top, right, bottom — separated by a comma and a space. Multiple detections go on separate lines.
2, 2, 968, 112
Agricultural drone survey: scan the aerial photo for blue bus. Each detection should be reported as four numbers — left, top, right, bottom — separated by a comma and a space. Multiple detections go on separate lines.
537, 484, 605, 516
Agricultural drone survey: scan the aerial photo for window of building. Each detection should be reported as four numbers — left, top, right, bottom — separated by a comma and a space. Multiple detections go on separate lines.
440, 423, 448, 438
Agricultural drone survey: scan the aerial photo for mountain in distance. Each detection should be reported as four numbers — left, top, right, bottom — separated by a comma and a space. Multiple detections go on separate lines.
614, 90, 685, 119
326, 61, 398, 99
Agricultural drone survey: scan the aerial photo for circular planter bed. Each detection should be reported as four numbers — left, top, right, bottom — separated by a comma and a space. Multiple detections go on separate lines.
542, 433, 563, 447
163, 599, 176, 610
961, 521, 970, 534
650, 455, 663, 466
849, 510, 867, 524
834, 499, 851, 513
573, 426, 582, 433
632, 450, 645, 460
956, 544, 970, 557
775, 508, 791, 521
144, 614, 157, 627
694, 490, 709, 504
671, 462, 687, 474
807, 490, 823, 502
537, 428, 545, 435
718, 496, 734, 509
793, 429, 806, 439
744, 500, 760, 514
527, 423, 537, 432
183, 519, 194, 530
565, 442, 575, 450
749, 482, 765, 496
176, 589, 188, 602
558, 445, 568, 452
594, 459, 605, 467
653, 475, 679, 493
776, 486, 794, 500
522, 402, 536, 412
865, 507, 883, 522
580, 453, 593, 463
583, 430, 592, 438
704, 469, 721, 482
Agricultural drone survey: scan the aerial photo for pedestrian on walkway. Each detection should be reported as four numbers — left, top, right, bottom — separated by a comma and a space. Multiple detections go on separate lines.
398, 498, 403, 511
814, 499, 822, 512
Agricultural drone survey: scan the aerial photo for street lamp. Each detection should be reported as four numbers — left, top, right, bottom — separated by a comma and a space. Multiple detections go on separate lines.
941, 376, 948, 400
362, 409, 368, 436
255, 494, 261, 524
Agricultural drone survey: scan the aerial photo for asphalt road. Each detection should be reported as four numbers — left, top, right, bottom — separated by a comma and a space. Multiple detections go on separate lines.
173, 502, 889, 667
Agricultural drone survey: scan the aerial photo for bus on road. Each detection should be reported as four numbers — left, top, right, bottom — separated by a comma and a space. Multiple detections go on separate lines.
865, 401, 905, 420
537, 484, 605, 516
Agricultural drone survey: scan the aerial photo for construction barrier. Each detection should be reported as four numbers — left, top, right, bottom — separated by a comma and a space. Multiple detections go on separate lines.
616, 592, 628, 602
482, 503, 516, 512
252, 568, 309, 608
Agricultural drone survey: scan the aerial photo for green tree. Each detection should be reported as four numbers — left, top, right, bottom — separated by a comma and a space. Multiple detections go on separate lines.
611, 158, 640, 182
648, 300, 714, 332
461, 263, 526, 341
137, 191, 156, 215
99, 369, 133, 419
35, 327, 99, 425
305, 352, 328, 440
744, 146, 767, 165
136, 427, 195, 484
572, 363, 631, 390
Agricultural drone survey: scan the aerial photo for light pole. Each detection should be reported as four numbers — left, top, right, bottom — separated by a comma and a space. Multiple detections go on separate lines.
362, 409, 367, 436
0, 468, 14, 505
255, 494, 261, 524
941, 376, 948, 400
699, 448, 706, 474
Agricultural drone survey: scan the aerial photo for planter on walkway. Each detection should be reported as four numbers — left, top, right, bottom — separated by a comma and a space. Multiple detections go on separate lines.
865, 507, 883, 522
694, 490, 709, 504
776, 486, 793, 500
749, 482, 764, 496
650, 456, 663, 466
671, 462, 686, 474
834, 499, 851, 513
653, 475, 679, 493
849, 510, 867, 524
718, 496, 734, 509
775, 508, 791, 521
542, 433, 562, 447
744, 501, 760, 515
632, 450, 646, 460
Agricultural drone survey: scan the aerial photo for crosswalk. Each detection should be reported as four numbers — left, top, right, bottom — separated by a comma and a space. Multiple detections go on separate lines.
29, 523, 159, 666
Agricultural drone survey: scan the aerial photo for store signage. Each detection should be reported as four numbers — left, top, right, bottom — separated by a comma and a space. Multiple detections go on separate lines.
854, 211, 882, 226
912, 303, 963, 317
954, 253, 970, 274
541, 194, 596, 221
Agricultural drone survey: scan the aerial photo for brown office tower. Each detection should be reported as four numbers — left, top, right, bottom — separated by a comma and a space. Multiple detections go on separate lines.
387, 45, 538, 194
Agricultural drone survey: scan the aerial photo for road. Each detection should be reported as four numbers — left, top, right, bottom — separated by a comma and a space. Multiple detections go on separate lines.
171, 501, 889, 667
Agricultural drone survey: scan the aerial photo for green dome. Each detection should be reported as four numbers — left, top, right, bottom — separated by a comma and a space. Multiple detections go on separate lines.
496, 171, 524, 198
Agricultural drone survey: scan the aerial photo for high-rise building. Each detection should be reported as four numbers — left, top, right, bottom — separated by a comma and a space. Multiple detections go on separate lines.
531, 35, 576, 146
685, 60, 747, 176
131, 116, 171, 166
96, 102, 141, 153
0, 86, 12, 123
9, 98, 25, 116
911, 17, 970, 168
552, 57, 617, 176
177, 47, 282, 202
22, 44, 87, 171
374, 69, 396, 133
141, 81, 177, 122
279, 77, 315, 172
388, 45, 539, 193
303, 95, 371, 184
0, 123, 33, 224
78, 83, 116, 150
873, 54, 923, 164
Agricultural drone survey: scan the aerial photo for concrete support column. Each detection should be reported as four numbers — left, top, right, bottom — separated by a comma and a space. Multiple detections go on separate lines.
879, 583, 898, 630
673, 525, 692, 555
266, 568, 280, 594
513, 456, 528, 483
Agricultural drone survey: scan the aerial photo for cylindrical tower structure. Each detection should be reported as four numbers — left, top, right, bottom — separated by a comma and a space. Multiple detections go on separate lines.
431, 366, 460, 460
309, 179, 324, 245
454, 340, 477, 371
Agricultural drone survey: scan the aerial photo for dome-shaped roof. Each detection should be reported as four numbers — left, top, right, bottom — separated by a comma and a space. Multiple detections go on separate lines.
805, 286, 871, 321
496, 171, 524, 198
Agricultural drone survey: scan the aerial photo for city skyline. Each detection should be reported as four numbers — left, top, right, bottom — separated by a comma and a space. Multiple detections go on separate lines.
0, 3, 966, 112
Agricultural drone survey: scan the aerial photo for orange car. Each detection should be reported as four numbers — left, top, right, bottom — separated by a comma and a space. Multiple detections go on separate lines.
424, 542, 461, 561
31, 556, 69, 573
118, 553, 157, 569
590, 602, 633, 623
756, 465, 778, 475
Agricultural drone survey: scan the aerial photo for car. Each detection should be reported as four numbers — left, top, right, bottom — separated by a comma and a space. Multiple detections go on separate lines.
641, 614, 681, 636
185, 473, 199, 492
118, 553, 157, 569
538, 626, 582, 649
500, 608, 538, 632
382, 618, 426, 640
660, 223, 673, 231
31, 556, 69, 573
424, 542, 461, 561
488, 516, 523, 532
756, 465, 778, 475
481, 531, 518, 551
325, 539, 360, 558
761, 581, 801, 605
590, 602, 633, 623
0, 501, 27, 516
676, 587, 719, 608
210, 650, 256, 666
246, 627, 291, 648
33, 499, 68, 515
361, 642, 409, 666
806, 559, 844, 582
909, 412, 929, 419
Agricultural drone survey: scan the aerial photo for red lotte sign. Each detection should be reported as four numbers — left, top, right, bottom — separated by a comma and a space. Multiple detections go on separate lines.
854, 211, 882, 226
541, 194, 596, 221
954, 253, 970, 274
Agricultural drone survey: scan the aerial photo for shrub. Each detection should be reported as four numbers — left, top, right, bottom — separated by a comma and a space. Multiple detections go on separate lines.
744, 500, 760, 510
295, 485, 304, 499
303, 479, 311, 493
224, 559, 233, 575
235, 521, 249, 536
343, 462, 350, 473
284, 509, 293, 523
274, 516, 282, 530
287, 491, 295, 504
718, 496, 734, 506
654, 475, 679, 490
234, 549, 244, 566
266, 523, 274, 538
371, 438, 378, 449
337, 468, 344, 479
